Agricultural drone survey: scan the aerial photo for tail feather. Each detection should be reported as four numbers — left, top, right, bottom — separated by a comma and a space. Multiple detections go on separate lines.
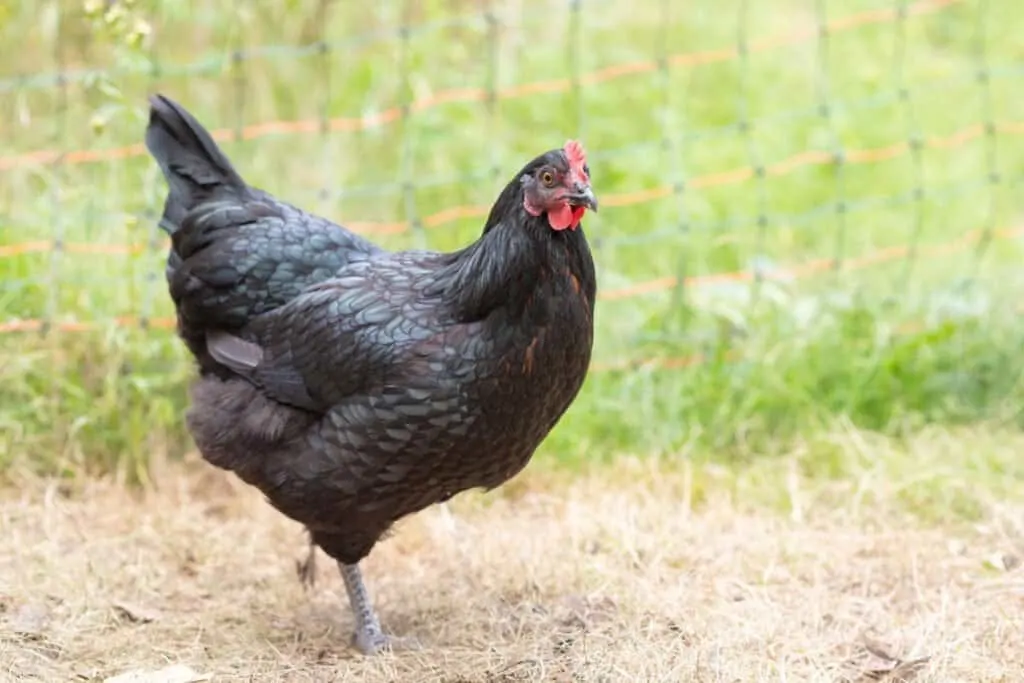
145, 94, 247, 235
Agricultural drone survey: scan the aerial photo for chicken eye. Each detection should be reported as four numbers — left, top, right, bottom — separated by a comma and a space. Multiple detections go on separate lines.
540, 170, 556, 187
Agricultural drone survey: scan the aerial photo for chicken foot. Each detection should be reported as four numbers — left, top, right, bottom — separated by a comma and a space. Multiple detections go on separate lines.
338, 562, 420, 654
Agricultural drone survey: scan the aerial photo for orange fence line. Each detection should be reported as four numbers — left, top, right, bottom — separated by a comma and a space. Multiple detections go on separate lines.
591, 350, 739, 373
588, 316, 941, 373
0, 0, 963, 173
2, 223, 1017, 338
1, 118, 1018, 261
0, 315, 178, 335
601, 224, 1020, 300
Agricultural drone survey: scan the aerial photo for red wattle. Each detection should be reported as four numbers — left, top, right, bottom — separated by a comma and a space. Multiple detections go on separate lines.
547, 204, 586, 231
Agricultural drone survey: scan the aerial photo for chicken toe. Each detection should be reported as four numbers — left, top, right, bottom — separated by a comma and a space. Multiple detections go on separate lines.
353, 628, 422, 655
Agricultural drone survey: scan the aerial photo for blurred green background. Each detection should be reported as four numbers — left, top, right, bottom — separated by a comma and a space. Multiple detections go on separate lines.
1, 0, 1023, 491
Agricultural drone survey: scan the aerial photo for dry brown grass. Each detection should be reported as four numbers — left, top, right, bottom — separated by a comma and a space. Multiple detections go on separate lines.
2, 434, 1024, 682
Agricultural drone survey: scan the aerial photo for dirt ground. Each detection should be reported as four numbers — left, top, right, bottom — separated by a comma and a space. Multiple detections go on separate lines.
1, 455, 1022, 683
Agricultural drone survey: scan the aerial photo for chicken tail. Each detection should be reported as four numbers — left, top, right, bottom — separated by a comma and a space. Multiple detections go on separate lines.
144, 94, 248, 236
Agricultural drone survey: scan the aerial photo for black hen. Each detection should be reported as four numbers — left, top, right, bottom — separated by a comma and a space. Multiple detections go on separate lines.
144, 94, 598, 654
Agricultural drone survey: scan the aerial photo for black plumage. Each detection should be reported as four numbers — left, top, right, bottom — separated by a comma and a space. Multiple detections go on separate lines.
144, 94, 599, 653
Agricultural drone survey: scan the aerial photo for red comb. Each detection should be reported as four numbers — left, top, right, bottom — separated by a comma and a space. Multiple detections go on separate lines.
564, 139, 586, 169
563, 139, 589, 183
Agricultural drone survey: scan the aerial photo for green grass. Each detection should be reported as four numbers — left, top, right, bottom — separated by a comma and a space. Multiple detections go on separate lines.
2, 0, 1024, 485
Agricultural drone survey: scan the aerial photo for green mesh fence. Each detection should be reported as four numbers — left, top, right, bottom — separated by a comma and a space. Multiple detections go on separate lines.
1, 0, 1023, 470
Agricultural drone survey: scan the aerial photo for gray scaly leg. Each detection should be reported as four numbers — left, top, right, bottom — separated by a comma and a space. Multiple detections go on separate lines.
296, 537, 318, 589
338, 562, 419, 654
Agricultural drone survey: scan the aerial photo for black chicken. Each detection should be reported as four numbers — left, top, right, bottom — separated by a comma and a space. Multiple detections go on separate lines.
144, 94, 598, 654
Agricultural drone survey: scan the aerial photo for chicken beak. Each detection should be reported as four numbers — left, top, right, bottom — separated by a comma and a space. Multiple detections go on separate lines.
566, 185, 599, 213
